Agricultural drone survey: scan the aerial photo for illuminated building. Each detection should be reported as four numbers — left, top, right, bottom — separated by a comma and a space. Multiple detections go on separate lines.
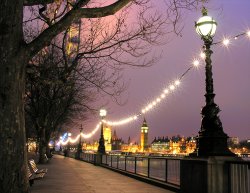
151, 135, 196, 154
185, 137, 196, 154
84, 141, 99, 152
121, 142, 139, 153
27, 138, 37, 152
103, 124, 112, 151
65, 1, 81, 62
151, 137, 170, 153
140, 118, 149, 152
111, 130, 123, 150
228, 137, 239, 145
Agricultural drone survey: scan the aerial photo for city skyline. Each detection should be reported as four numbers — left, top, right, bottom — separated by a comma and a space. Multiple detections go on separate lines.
70, 0, 250, 142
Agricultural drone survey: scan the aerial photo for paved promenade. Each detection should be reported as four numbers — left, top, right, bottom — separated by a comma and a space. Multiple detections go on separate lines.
30, 155, 175, 193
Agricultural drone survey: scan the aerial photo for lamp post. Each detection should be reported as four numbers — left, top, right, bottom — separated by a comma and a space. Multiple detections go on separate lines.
194, 7, 234, 156
77, 124, 83, 159
97, 109, 106, 154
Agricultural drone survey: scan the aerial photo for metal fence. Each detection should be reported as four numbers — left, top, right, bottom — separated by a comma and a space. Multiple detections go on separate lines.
101, 155, 181, 186
62, 152, 250, 193
228, 161, 250, 193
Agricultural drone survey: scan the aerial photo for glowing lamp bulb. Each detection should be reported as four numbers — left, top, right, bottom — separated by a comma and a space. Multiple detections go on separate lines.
99, 109, 107, 118
170, 85, 175, 90
193, 60, 200, 67
164, 89, 169, 94
247, 31, 250, 37
195, 7, 217, 37
223, 39, 230, 46
175, 80, 180, 86
200, 52, 206, 59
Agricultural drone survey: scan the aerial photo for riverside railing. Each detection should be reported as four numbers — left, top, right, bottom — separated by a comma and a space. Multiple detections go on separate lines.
62, 152, 250, 193
101, 154, 181, 186
228, 161, 250, 193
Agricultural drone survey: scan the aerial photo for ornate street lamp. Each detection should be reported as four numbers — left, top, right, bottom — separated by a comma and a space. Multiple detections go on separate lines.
194, 7, 235, 156
97, 109, 107, 154
76, 124, 83, 159
67, 132, 71, 151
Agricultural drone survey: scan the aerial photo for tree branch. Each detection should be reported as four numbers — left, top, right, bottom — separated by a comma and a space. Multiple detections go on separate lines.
24, 0, 54, 6
26, 0, 133, 57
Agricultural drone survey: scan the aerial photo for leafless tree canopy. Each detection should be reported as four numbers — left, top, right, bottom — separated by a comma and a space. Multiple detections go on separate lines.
24, 0, 202, 103
0, 1, 204, 192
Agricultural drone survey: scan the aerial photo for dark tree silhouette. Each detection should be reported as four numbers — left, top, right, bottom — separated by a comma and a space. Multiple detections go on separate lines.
0, 1, 202, 192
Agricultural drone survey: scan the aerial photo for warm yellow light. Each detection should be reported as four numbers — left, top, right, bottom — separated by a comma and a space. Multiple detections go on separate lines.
69, 135, 80, 143
223, 38, 230, 46
100, 109, 107, 117
247, 31, 250, 37
170, 85, 175, 90
164, 89, 169, 94
193, 59, 200, 67
195, 7, 217, 38
200, 52, 206, 59
161, 94, 166, 99
175, 80, 180, 86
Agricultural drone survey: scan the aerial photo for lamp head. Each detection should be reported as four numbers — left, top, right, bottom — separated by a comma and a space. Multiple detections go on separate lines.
99, 109, 107, 118
195, 7, 217, 38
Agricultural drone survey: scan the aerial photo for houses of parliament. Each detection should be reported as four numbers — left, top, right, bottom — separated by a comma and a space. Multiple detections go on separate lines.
82, 118, 197, 155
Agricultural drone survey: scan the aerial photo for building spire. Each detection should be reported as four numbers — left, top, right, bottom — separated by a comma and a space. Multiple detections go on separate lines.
142, 117, 148, 127
112, 129, 118, 140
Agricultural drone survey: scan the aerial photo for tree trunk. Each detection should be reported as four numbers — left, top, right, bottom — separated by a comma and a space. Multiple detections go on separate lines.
0, 49, 29, 193
38, 128, 47, 164
45, 129, 52, 158
0, 1, 29, 192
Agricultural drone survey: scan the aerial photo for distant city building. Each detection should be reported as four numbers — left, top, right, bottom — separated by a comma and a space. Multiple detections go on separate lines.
27, 138, 37, 152
83, 141, 99, 151
151, 137, 170, 152
151, 135, 196, 154
140, 118, 149, 152
121, 142, 139, 153
103, 125, 112, 151
228, 137, 239, 145
111, 130, 123, 150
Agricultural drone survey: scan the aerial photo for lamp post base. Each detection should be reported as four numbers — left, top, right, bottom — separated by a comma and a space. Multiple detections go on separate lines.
190, 102, 235, 157
195, 130, 235, 157
97, 137, 106, 155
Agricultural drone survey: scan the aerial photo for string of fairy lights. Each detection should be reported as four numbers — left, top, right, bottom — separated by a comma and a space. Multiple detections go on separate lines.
57, 29, 250, 146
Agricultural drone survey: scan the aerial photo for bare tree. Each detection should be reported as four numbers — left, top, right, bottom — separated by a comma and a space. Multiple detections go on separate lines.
25, 44, 94, 163
0, 0, 202, 192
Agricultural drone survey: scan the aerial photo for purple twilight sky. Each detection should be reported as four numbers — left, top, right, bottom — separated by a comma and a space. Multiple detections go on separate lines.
73, 0, 250, 143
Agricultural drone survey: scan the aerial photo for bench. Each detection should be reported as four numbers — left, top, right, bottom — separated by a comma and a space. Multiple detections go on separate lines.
29, 159, 48, 174
44, 154, 49, 162
27, 166, 45, 186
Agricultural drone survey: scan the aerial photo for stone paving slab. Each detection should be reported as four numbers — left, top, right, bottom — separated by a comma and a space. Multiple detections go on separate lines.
30, 155, 175, 193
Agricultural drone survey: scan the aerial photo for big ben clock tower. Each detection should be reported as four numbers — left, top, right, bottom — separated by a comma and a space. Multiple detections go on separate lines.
140, 118, 149, 152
